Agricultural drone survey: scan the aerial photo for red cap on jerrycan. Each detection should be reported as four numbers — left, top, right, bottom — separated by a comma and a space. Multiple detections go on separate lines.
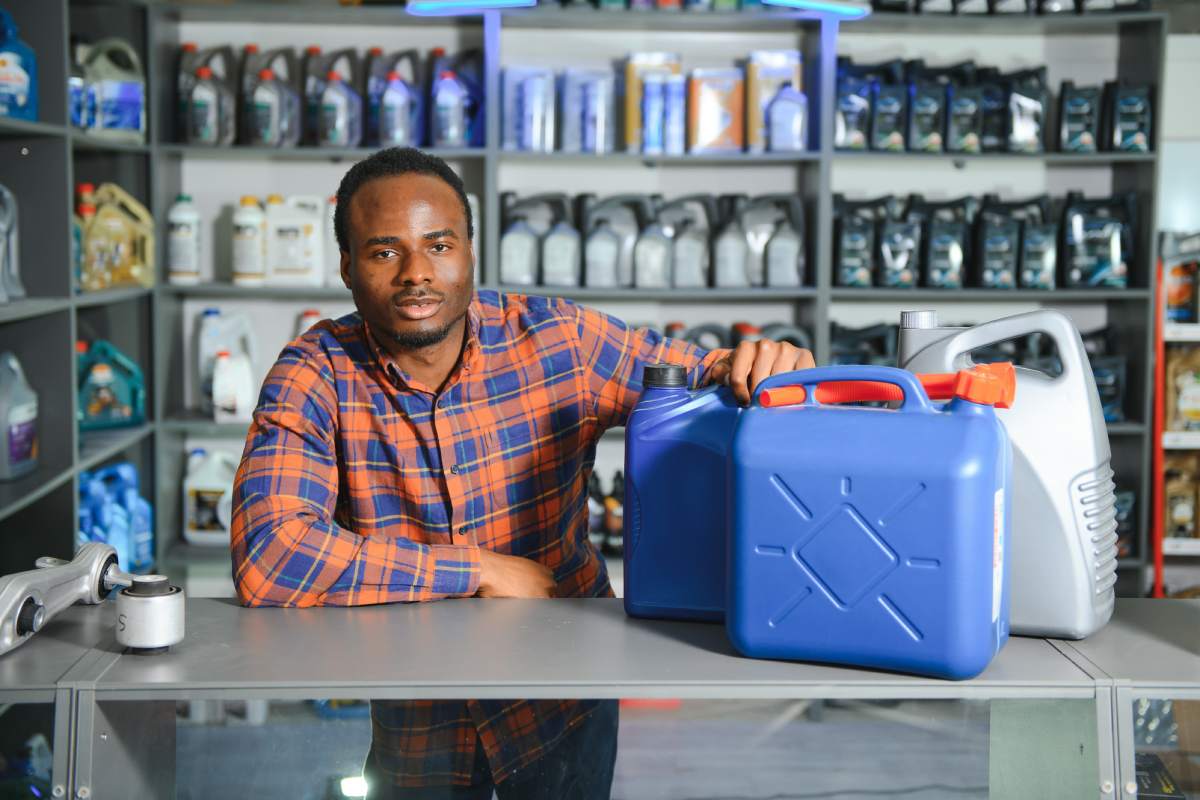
759, 362, 1016, 409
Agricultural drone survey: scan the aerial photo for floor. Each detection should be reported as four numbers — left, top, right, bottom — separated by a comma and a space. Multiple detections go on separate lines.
174, 699, 991, 800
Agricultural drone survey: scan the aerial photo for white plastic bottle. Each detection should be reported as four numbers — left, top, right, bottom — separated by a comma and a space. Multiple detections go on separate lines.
319, 70, 362, 148
296, 308, 322, 338
379, 70, 414, 146
325, 195, 343, 288
196, 308, 256, 413
265, 195, 324, 287
211, 348, 255, 423
167, 193, 202, 285
231, 195, 266, 286
182, 447, 240, 547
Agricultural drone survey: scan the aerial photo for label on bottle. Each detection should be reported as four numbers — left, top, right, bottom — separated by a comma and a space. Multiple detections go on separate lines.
188, 487, 226, 531
97, 79, 145, 133
0, 51, 30, 113
7, 401, 36, 465
233, 223, 265, 282
500, 233, 537, 285
168, 220, 199, 275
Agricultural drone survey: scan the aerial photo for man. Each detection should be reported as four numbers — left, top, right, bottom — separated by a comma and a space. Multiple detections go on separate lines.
230, 147, 814, 799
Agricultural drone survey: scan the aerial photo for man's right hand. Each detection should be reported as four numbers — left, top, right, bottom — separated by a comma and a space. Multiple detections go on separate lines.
476, 549, 556, 598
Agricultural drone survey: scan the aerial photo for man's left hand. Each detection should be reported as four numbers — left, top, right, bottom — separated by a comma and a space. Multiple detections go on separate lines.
707, 339, 817, 405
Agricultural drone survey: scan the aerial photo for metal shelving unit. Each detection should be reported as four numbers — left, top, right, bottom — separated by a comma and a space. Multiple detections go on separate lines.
0, 2, 1168, 587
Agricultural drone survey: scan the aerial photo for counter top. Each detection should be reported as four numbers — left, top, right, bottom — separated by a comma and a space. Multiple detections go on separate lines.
4, 598, 1196, 701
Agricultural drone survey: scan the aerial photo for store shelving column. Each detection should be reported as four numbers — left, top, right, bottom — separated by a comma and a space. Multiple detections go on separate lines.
0, 1, 77, 573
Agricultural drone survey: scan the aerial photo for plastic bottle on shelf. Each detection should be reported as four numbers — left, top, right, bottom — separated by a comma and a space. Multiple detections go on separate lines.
246, 68, 287, 147
296, 308, 322, 338
183, 448, 240, 547
380, 71, 416, 147
76, 340, 146, 431
0, 352, 37, 481
87, 183, 154, 289
265, 195, 325, 286
196, 308, 255, 413
211, 348, 255, 423
94, 462, 154, 572
83, 38, 146, 143
318, 71, 362, 148
75, 184, 98, 292
432, 71, 468, 148
232, 195, 267, 286
167, 193, 202, 285
79, 473, 134, 569
0, 9, 38, 121
187, 65, 234, 146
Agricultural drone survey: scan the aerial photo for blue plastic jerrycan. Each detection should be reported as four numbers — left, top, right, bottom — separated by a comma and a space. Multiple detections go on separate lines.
624, 363, 741, 622
727, 365, 1012, 680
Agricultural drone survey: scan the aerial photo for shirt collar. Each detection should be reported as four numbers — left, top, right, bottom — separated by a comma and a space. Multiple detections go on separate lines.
363, 296, 483, 393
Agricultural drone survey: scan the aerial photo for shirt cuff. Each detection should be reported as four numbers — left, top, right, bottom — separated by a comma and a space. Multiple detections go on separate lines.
428, 543, 483, 597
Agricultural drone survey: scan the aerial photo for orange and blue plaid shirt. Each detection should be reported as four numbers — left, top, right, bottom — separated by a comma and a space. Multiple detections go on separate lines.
231, 290, 726, 787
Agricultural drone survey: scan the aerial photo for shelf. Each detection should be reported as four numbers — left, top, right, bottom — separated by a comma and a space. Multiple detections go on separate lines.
0, 118, 67, 138
0, 463, 74, 527
500, 151, 819, 166
155, 0, 481, 25
1116, 558, 1144, 570
1164, 323, 1200, 343
75, 286, 153, 308
1162, 431, 1200, 450
161, 414, 252, 440
848, 10, 1166, 35
830, 288, 1150, 302
1162, 538, 1200, 557
1107, 422, 1145, 436
833, 151, 1155, 166
161, 282, 351, 301
77, 424, 154, 473
496, 286, 818, 302
70, 135, 150, 155
500, 6, 823, 30
158, 144, 485, 162
0, 298, 73, 325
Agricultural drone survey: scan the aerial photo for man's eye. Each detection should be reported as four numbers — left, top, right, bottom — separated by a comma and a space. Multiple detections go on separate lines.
374, 249, 398, 259
431, 243, 451, 253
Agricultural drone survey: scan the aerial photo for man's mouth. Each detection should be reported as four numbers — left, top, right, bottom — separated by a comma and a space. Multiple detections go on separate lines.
392, 294, 444, 321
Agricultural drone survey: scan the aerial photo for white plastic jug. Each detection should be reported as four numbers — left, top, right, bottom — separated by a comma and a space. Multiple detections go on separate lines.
898, 309, 1117, 640
266, 195, 324, 287
183, 448, 240, 546
212, 349, 255, 423
167, 193, 202, 285
232, 196, 267, 286
196, 308, 256, 412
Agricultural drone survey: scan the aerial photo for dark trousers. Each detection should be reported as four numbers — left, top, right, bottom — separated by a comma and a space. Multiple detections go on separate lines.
364, 700, 619, 800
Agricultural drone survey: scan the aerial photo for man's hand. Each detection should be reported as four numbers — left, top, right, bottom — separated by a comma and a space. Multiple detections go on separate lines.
476, 549, 556, 598
707, 339, 817, 405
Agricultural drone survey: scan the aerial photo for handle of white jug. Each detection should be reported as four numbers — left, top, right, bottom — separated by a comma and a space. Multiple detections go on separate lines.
751, 365, 934, 413
938, 310, 1087, 384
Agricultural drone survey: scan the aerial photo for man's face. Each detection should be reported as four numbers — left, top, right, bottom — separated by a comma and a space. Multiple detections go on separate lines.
341, 173, 474, 351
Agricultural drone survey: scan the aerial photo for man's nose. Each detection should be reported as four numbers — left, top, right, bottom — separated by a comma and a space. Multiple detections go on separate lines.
393, 250, 434, 285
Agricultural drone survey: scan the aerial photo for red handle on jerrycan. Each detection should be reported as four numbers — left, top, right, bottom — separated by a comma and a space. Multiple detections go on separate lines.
758, 362, 1015, 409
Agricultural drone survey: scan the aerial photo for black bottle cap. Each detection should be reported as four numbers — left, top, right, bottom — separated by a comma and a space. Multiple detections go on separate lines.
643, 363, 686, 388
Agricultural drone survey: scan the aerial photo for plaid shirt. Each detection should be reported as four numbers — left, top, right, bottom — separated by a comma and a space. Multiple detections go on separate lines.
231, 290, 725, 787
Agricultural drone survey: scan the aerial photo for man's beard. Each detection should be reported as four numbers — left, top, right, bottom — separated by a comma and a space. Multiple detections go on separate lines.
388, 310, 465, 350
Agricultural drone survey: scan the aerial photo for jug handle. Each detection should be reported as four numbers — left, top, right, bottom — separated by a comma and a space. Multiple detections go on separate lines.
750, 365, 934, 413
932, 310, 1087, 385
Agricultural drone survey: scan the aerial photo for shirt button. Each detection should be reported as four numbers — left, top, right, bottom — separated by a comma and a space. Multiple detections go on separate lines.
449, 464, 460, 475
458, 526, 469, 536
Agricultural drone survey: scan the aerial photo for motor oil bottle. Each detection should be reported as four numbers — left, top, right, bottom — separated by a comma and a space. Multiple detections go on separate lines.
87, 183, 154, 289
899, 309, 1117, 639
584, 219, 623, 288
183, 448, 240, 546
581, 195, 646, 288
0, 352, 37, 480
671, 219, 710, 288
196, 308, 256, 412
499, 215, 539, 287
624, 363, 741, 621
714, 195, 750, 288
296, 308, 322, 338
167, 193, 202, 285
768, 84, 807, 152
76, 340, 146, 431
178, 43, 234, 142
748, 194, 805, 288
432, 71, 469, 148
541, 200, 582, 288
95, 463, 153, 572
0, 182, 21, 302
265, 195, 324, 286
80, 473, 133, 569
302, 45, 326, 145
319, 71, 363, 148
367, 49, 422, 147
0, 9, 38, 121
232, 196, 267, 286
633, 213, 673, 289
187, 65, 235, 146
766, 216, 804, 287
378, 71, 416, 147
83, 38, 146, 143
211, 349, 255, 423
239, 45, 301, 146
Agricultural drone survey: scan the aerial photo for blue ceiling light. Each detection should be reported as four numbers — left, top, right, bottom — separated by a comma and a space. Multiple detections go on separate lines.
759, 0, 871, 18
406, 0, 535, 15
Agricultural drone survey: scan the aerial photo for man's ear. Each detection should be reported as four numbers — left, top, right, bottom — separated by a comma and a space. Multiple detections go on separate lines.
340, 249, 352, 290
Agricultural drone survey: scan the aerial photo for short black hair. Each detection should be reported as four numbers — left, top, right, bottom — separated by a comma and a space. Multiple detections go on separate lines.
334, 147, 473, 253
